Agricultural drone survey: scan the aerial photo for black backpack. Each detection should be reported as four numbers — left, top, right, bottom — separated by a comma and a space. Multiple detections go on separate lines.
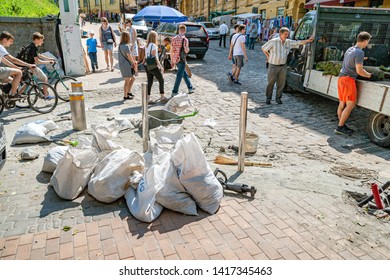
15, 43, 32, 62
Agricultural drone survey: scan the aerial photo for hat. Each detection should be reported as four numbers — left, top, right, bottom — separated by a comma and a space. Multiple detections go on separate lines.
88, 30, 95, 34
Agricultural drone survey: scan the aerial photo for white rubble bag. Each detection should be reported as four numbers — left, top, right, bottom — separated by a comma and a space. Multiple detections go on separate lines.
125, 164, 164, 223
172, 133, 223, 214
91, 124, 122, 153
12, 122, 48, 145
156, 159, 198, 216
42, 146, 69, 173
50, 147, 99, 200
88, 149, 144, 203
164, 92, 193, 113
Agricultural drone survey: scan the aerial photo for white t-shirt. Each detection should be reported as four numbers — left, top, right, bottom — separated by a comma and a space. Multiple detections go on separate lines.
0, 44, 10, 63
145, 43, 157, 58
231, 33, 246, 56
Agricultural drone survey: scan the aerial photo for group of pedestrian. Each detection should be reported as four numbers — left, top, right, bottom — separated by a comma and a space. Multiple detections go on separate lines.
224, 23, 372, 137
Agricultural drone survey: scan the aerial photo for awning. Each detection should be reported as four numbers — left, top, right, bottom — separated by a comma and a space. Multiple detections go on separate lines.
210, 10, 236, 16
305, 0, 356, 9
231, 13, 261, 19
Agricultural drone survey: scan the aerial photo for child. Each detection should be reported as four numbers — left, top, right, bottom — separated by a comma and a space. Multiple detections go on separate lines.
86, 30, 99, 73
163, 37, 172, 70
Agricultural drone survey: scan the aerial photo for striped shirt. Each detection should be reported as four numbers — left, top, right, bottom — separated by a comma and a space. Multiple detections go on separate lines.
261, 37, 300, 65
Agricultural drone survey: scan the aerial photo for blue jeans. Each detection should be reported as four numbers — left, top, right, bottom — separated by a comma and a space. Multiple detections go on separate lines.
172, 61, 192, 95
88, 52, 97, 70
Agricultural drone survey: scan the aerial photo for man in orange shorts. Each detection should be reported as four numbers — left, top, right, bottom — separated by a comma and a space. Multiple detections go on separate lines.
335, 32, 372, 136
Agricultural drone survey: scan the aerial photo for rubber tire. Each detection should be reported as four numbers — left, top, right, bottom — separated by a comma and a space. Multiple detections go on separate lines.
0, 95, 4, 115
27, 83, 58, 114
54, 76, 77, 102
367, 112, 390, 147
196, 54, 205, 59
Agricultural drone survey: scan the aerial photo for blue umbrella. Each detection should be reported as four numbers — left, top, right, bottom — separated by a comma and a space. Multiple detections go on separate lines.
133, 6, 188, 23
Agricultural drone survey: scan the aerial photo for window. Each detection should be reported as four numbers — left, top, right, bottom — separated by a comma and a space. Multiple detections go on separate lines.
110, 0, 115, 4
277, 7, 284, 17
83, 0, 87, 7
294, 16, 314, 40
260, 9, 266, 19
186, 25, 207, 37
215, 0, 218, 6
95, 0, 99, 6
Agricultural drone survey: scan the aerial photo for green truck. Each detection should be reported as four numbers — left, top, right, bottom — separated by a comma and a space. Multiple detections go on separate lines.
286, 5, 390, 147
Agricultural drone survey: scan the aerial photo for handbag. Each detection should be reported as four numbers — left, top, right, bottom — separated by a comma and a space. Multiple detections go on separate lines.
179, 38, 186, 62
106, 39, 114, 44
163, 56, 172, 70
146, 44, 158, 71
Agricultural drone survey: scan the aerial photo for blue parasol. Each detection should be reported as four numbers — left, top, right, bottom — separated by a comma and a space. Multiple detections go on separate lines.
133, 6, 188, 23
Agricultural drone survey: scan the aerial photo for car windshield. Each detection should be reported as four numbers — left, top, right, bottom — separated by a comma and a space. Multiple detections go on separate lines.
186, 25, 207, 36
133, 20, 146, 26
202, 22, 215, 28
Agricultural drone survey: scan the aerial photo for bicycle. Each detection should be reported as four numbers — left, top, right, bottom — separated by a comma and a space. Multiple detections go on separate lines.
7, 68, 59, 114
42, 62, 77, 102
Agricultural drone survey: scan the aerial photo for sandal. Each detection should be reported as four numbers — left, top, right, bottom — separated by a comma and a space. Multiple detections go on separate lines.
147, 99, 157, 105
110, 67, 114, 72
123, 95, 133, 100
106, 66, 110, 70
128, 93, 134, 98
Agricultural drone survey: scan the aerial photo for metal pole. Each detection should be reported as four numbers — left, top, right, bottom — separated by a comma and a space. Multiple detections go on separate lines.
238, 92, 248, 172
142, 82, 149, 153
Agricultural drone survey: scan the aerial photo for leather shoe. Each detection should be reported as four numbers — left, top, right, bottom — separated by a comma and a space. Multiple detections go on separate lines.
276, 99, 283, 104
265, 99, 271, 105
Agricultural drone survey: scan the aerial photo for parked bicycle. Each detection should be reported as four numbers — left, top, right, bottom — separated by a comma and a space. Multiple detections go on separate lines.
42, 62, 77, 102
1, 68, 58, 114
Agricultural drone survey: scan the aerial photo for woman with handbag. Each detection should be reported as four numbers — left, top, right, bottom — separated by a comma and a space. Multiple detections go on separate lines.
125, 19, 139, 76
118, 31, 136, 100
143, 31, 167, 104
99, 17, 116, 72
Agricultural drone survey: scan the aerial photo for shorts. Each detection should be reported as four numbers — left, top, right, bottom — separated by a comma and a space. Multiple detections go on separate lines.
0, 67, 12, 81
234, 55, 244, 68
31, 67, 47, 82
103, 42, 114, 51
338, 76, 357, 102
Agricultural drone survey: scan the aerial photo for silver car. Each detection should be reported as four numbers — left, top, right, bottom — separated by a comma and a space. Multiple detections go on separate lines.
199, 22, 220, 40
0, 122, 6, 170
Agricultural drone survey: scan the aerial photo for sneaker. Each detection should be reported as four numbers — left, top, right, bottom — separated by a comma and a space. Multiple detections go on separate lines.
44, 95, 55, 100
8, 94, 23, 100
276, 99, 283, 104
227, 72, 235, 83
188, 87, 195, 94
92, 69, 95, 73
343, 125, 354, 134
266, 99, 271, 105
233, 80, 242, 85
95, 63, 99, 69
334, 126, 353, 136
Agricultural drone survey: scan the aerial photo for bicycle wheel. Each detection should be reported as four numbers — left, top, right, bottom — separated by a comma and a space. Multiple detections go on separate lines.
15, 88, 30, 109
0, 95, 4, 115
54, 76, 77, 102
27, 83, 58, 114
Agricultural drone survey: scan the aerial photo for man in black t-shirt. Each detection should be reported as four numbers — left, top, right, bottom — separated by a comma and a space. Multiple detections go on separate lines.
25, 32, 56, 98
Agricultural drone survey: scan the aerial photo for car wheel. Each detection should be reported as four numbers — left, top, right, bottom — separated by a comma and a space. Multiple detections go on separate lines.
196, 54, 205, 59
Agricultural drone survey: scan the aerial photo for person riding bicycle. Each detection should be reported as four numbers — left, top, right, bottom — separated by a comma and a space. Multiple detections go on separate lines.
21, 32, 56, 99
0, 31, 36, 99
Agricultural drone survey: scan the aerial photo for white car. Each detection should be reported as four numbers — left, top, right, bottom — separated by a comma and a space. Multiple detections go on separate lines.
199, 22, 220, 40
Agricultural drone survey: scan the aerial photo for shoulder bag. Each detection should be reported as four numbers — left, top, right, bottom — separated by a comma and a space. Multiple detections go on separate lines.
146, 44, 158, 71
179, 38, 186, 63
119, 45, 133, 67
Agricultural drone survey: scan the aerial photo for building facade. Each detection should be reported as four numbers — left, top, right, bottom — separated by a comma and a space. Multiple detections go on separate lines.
78, 0, 179, 16
179, 0, 390, 23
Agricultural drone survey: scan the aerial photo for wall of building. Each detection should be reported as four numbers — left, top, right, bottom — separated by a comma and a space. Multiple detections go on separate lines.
0, 16, 58, 57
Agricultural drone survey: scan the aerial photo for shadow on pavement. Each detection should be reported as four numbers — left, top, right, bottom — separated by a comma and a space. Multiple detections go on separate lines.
93, 100, 124, 109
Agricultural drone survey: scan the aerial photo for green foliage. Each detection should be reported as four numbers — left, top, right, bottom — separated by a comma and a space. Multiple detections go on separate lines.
0, 0, 59, 17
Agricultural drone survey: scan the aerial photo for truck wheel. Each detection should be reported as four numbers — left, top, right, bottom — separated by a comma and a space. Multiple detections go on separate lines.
367, 112, 390, 147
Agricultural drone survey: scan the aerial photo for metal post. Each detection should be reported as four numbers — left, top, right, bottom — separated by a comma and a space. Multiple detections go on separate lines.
142, 82, 149, 153
238, 92, 248, 172
70, 82, 87, 131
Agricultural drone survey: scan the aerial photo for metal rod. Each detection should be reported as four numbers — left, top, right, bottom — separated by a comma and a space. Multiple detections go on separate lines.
142, 82, 149, 153
238, 92, 248, 172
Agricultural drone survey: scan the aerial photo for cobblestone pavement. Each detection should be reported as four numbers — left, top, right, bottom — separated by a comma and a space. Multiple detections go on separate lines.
0, 35, 390, 260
